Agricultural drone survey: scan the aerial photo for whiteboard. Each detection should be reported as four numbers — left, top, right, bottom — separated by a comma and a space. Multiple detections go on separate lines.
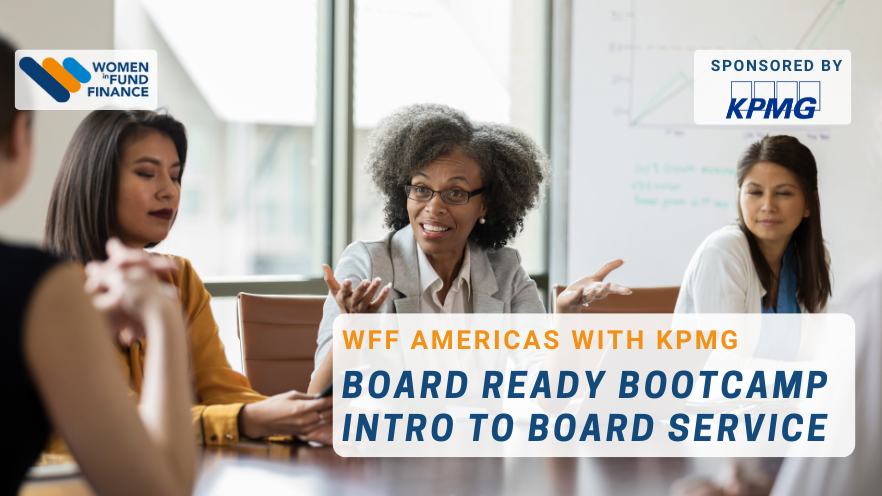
567, 0, 882, 297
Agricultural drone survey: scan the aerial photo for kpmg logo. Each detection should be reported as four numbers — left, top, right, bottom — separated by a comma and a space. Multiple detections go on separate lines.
15, 50, 157, 111
19, 56, 91, 103
725, 81, 821, 120
694, 51, 850, 126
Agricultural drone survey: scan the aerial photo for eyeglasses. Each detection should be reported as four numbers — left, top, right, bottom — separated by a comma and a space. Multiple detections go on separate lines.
404, 185, 484, 205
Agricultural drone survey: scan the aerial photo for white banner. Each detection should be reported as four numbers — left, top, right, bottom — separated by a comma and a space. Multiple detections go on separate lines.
693, 50, 850, 125
333, 313, 854, 457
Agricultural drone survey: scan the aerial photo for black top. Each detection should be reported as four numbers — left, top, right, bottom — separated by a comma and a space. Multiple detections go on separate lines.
0, 241, 59, 495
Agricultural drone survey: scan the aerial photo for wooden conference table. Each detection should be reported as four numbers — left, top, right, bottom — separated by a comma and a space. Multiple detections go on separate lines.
21, 442, 723, 496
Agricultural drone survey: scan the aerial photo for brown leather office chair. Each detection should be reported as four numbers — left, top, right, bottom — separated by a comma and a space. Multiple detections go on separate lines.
551, 285, 680, 313
236, 293, 326, 396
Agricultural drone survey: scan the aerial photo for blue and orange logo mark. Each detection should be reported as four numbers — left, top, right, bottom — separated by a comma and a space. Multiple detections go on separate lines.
19, 57, 91, 103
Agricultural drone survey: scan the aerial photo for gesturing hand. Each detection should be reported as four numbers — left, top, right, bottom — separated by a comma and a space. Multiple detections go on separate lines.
556, 259, 632, 314
322, 264, 391, 314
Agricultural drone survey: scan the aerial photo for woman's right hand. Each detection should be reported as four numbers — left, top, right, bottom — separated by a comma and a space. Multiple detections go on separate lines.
556, 259, 631, 314
322, 264, 391, 314
240, 391, 333, 439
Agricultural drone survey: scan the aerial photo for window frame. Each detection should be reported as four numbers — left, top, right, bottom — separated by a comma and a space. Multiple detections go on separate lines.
203, 0, 554, 303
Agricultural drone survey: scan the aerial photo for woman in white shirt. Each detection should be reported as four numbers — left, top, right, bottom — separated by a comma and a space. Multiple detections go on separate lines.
671, 135, 832, 496
676, 135, 831, 315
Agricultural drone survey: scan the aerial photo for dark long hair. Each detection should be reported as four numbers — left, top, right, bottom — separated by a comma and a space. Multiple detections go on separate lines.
736, 135, 831, 312
44, 110, 187, 263
0, 35, 19, 142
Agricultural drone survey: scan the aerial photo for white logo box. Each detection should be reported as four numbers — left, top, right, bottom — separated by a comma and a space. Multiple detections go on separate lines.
694, 50, 850, 125
15, 50, 157, 111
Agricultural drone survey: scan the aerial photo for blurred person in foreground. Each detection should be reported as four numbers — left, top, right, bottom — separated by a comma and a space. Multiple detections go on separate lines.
0, 35, 195, 495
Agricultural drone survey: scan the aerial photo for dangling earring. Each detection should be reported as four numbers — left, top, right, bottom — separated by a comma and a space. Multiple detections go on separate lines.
479, 217, 486, 224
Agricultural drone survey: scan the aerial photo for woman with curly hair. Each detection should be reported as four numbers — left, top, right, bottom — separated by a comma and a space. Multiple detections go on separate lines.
309, 103, 630, 391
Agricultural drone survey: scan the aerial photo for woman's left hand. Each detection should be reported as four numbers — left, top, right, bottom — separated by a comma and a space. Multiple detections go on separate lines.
240, 391, 333, 439
298, 419, 333, 445
556, 259, 632, 314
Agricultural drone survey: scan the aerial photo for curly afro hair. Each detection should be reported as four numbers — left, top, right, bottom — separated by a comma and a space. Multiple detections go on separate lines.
363, 103, 550, 250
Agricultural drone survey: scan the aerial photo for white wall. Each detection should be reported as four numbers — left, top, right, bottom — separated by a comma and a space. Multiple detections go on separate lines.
0, 0, 114, 244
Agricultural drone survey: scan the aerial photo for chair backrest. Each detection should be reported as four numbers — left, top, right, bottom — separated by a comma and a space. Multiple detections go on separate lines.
236, 293, 326, 396
551, 285, 681, 313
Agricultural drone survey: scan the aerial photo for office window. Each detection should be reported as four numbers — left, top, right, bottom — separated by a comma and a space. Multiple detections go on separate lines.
115, 0, 327, 278
352, 0, 550, 275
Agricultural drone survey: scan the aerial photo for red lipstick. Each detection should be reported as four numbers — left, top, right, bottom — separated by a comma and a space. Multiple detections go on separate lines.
149, 209, 174, 220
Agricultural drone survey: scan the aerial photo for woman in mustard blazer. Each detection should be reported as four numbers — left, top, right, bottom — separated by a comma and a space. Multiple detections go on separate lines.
44, 110, 332, 447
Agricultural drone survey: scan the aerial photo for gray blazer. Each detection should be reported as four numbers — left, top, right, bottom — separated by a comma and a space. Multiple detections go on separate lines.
314, 228, 545, 368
